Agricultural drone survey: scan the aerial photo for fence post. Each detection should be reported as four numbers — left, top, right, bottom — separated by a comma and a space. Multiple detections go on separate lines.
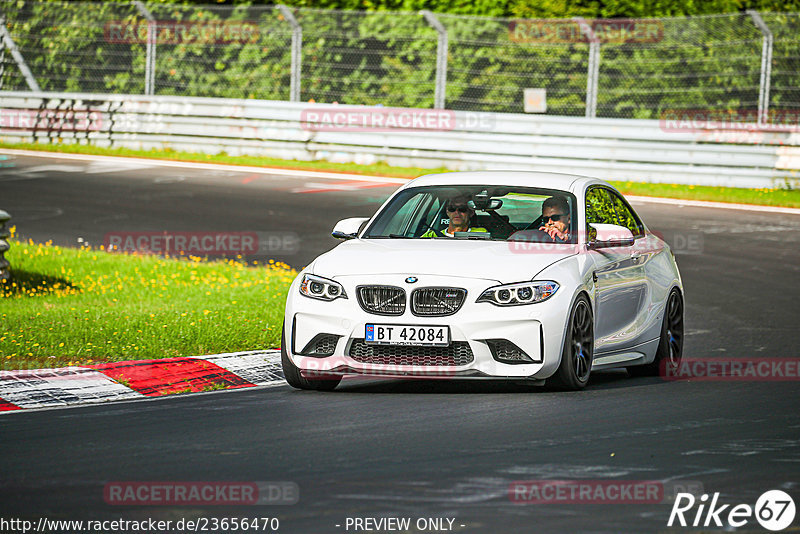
278, 5, 302, 102
133, 1, 156, 96
574, 17, 599, 119
748, 10, 773, 126
421, 10, 448, 109
0, 16, 41, 92
0, 210, 11, 283
0, 24, 4, 91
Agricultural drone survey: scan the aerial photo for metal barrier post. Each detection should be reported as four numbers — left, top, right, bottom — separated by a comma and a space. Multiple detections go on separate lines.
133, 1, 156, 96
278, 5, 302, 102
748, 10, 773, 126
421, 10, 448, 109
0, 16, 41, 91
0, 25, 5, 91
574, 17, 599, 119
0, 210, 11, 282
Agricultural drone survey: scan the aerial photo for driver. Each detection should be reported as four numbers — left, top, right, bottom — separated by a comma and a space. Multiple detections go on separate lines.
539, 196, 571, 242
422, 195, 487, 237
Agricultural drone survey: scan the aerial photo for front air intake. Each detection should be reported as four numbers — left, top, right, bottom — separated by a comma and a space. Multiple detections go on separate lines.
348, 340, 474, 366
300, 334, 341, 357
356, 285, 406, 316
487, 339, 539, 364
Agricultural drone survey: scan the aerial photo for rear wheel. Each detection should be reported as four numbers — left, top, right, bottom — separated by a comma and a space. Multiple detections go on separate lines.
628, 288, 683, 377
549, 295, 593, 390
281, 327, 341, 391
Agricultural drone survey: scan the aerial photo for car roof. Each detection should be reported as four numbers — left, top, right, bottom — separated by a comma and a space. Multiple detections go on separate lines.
403, 170, 609, 193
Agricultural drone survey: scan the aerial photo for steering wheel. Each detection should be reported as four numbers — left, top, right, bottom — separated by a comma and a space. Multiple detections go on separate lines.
523, 216, 545, 231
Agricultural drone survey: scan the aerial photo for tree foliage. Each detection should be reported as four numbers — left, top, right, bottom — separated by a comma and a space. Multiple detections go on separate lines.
1, 0, 798, 120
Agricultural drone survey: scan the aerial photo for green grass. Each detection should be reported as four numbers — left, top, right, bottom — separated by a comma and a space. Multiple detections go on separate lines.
611, 181, 800, 208
2, 141, 798, 208
0, 234, 296, 370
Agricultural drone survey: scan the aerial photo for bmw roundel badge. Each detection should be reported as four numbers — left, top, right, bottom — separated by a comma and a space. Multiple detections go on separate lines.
405, 276, 418, 284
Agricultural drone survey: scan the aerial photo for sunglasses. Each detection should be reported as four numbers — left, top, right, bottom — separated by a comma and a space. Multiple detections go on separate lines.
543, 213, 568, 222
446, 205, 469, 213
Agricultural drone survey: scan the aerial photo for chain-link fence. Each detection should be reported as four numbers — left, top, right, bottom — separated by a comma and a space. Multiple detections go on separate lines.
1, 1, 798, 121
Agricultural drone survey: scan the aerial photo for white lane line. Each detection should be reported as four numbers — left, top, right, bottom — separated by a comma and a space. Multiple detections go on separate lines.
7, 164, 85, 174
85, 160, 156, 174
1, 148, 797, 214
0, 148, 409, 184
627, 195, 800, 215
0, 367, 142, 409
196, 350, 284, 387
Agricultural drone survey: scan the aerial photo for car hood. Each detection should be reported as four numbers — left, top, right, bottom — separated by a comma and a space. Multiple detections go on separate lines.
311, 238, 579, 283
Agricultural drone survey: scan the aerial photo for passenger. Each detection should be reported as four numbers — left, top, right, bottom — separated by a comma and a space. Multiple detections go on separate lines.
538, 196, 571, 242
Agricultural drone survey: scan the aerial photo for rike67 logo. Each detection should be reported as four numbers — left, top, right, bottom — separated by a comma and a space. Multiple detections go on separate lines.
668, 490, 795, 531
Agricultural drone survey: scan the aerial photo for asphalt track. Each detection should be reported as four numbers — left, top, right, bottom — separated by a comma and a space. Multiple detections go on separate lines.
2, 152, 800, 533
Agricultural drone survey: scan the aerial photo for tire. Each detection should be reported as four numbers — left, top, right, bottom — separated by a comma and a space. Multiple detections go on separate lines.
628, 288, 684, 377
281, 327, 341, 391
549, 295, 594, 390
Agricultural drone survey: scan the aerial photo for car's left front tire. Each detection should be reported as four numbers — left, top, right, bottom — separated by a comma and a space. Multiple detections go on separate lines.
548, 295, 594, 390
281, 327, 341, 391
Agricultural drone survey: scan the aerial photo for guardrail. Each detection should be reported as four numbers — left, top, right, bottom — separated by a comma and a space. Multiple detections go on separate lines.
1, 91, 798, 188
0, 210, 10, 282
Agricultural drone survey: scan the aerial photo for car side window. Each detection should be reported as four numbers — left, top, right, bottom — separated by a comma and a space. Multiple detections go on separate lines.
586, 187, 617, 226
607, 190, 644, 238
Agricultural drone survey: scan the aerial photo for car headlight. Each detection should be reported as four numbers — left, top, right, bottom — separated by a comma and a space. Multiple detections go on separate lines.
477, 281, 559, 306
299, 274, 347, 301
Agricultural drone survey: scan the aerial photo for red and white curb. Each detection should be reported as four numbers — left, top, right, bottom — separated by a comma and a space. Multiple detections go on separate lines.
0, 350, 283, 412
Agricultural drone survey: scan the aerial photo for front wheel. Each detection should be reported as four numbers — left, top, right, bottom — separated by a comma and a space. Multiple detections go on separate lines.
628, 288, 683, 377
281, 327, 341, 391
549, 295, 594, 390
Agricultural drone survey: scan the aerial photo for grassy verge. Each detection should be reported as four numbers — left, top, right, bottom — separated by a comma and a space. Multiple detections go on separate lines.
0, 232, 296, 371
611, 181, 800, 208
2, 141, 799, 208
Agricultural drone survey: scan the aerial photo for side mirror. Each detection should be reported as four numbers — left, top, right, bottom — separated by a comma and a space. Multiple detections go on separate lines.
588, 223, 635, 249
332, 217, 369, 240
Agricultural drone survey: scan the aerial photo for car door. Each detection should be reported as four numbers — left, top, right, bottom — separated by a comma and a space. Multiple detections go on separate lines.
606, 189, 654, 346
585, 187, 647, 354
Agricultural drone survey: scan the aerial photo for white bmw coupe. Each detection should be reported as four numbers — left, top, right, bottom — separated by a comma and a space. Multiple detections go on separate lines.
282, 171, 684, 391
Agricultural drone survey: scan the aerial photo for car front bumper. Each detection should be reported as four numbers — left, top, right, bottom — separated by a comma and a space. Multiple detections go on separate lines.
284, 273, 573, 380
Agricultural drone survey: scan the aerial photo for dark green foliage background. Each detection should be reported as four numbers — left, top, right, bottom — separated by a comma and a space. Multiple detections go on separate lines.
1, 0, 798, 118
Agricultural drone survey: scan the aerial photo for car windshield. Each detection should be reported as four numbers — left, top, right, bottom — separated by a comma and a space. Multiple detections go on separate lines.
362, 185, 577, 243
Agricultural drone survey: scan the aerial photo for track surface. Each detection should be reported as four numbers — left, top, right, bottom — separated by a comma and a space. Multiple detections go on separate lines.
2, 153, 800, 532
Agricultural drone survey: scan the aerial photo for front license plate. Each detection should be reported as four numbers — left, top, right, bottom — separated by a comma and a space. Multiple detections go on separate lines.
365, 324, 450, 346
